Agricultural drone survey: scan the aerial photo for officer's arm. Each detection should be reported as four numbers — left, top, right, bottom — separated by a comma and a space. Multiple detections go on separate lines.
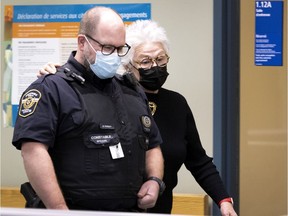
145, 146, 164, 180
137, 146, 164, 209
21, 141, 68, 210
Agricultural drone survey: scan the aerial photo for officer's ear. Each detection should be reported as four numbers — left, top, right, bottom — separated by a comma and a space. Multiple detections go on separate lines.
78, 35, 86, 50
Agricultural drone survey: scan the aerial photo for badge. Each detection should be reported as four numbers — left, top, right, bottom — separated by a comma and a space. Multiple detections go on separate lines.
19, 89, 41, 117
149, 101, 157, 116
141, 115, 151, 133
109, 143, 124, 159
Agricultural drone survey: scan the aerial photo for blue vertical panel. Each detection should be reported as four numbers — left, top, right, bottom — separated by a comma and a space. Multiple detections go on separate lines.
255, 1, 283, 66
213, 0, 240, 214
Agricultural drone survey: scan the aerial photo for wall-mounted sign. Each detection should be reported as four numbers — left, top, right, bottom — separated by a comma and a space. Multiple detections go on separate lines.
255, 1, 283, 66
2, 4, 151, 127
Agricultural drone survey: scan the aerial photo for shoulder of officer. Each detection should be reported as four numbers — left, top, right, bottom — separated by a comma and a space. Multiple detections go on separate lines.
55, 65, 85, 84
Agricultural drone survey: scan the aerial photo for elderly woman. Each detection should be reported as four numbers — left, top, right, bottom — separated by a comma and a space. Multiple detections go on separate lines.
121, 20, 237, 216
38, 20, 237, 216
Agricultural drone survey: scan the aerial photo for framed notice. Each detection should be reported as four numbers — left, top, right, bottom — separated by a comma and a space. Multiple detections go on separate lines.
255, 0, 283, 66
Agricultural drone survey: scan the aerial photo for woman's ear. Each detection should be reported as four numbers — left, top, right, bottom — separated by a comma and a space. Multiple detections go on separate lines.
126, 63, 140, 81
124, 64, 131, 71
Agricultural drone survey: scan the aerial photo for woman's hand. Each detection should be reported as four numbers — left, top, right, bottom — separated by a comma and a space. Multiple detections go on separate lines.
37, 62, 60, 78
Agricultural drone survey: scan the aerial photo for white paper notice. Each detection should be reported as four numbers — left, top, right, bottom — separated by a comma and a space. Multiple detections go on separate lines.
11, 38, 60, 104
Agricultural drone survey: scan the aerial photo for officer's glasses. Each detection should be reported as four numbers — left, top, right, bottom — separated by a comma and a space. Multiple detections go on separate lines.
134, 54, 170, 70
85, 34, 131, 57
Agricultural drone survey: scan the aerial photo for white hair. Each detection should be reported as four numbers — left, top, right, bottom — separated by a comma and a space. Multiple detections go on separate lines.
121, 20, 170, 67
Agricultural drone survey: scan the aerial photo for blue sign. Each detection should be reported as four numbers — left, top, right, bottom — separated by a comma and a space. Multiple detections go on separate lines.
13, 4, 151, 23
255, 1, 283, 66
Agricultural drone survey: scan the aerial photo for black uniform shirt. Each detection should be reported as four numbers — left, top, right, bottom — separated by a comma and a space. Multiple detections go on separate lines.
12, 52, 163, 211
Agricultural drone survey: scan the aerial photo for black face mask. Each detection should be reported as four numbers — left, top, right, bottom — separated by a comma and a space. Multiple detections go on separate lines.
138, 66, 169, 91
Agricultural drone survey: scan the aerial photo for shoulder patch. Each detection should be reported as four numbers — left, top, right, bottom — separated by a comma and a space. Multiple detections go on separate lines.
141, 115, 152, 133
19, 89, 42, 117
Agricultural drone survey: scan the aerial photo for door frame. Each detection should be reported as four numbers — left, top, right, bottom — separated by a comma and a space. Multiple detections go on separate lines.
213, 0, 240, 214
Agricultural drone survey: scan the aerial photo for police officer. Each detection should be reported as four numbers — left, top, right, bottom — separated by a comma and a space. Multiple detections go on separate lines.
12, 6, 164, 212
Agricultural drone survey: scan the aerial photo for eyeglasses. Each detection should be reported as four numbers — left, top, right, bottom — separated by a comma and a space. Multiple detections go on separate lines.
85, 34, 131, 57
134, 54, 170, 70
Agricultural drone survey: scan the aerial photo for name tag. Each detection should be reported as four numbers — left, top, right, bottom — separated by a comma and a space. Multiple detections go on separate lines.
90, 134, 117, 146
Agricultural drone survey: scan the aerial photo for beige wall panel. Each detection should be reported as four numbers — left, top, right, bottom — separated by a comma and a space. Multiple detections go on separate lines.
240, 0, 287, 215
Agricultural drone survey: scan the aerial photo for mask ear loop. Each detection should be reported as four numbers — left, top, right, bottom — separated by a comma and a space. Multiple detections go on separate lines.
127, 62, 143, 82
81, 34, 98, 53
129, 62, 138, 71
79, 34, 96, 66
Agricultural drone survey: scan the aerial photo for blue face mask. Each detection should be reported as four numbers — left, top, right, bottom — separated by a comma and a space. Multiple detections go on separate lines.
90, 51, 121, 79
85, 35, 121, 79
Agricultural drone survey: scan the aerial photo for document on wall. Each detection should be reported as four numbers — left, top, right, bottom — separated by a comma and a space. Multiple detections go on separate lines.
2, 4, 151, 127
255, 1, 283, 66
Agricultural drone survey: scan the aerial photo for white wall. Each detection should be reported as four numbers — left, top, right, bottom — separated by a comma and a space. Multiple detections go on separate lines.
0, 0, 213, 196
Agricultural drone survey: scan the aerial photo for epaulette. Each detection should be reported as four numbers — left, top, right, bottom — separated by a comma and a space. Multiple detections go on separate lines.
55, 65, 85, 85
